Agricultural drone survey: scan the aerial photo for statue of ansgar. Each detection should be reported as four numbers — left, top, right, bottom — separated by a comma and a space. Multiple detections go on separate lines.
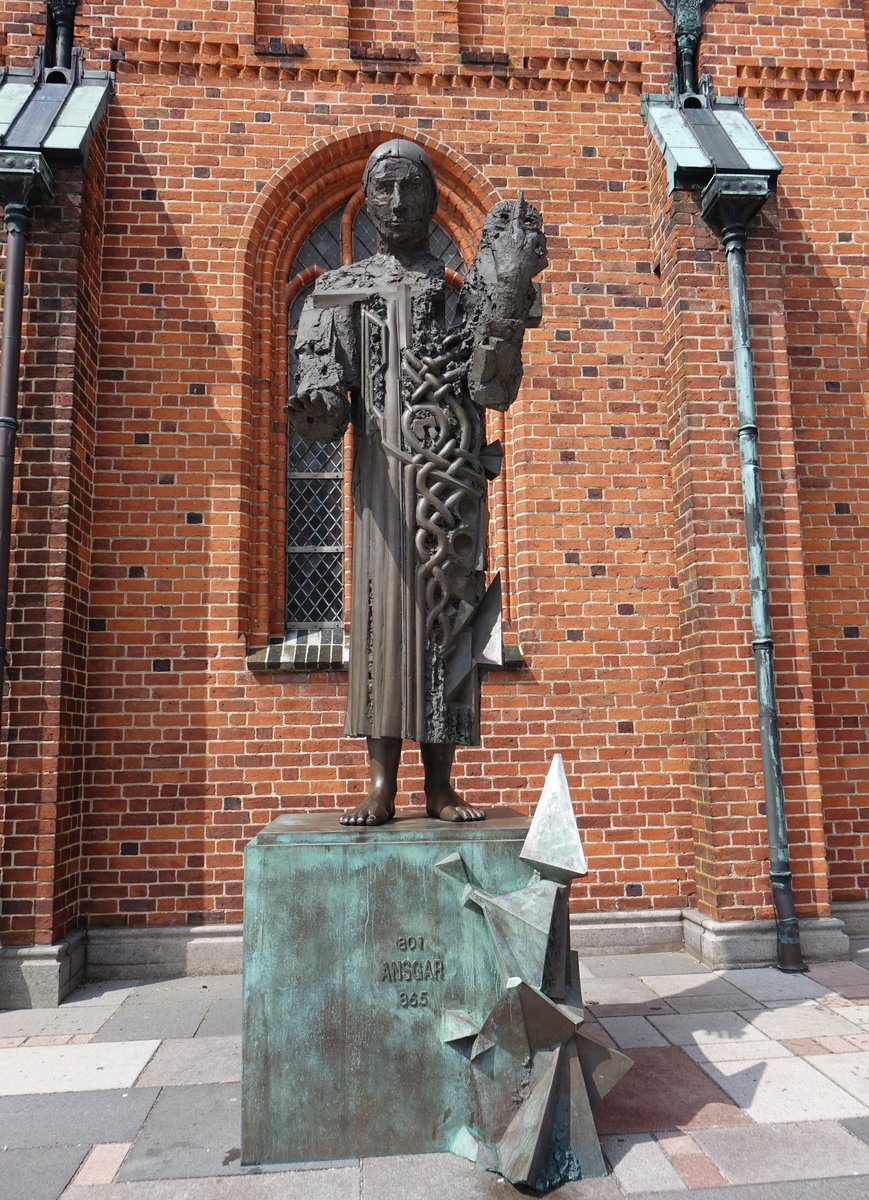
290, 139, 547, 826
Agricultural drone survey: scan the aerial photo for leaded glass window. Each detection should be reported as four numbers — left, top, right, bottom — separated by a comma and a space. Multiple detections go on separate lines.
285, 197, 465, 633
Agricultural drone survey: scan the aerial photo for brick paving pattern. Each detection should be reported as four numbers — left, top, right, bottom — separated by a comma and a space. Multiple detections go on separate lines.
2, 949, 869, 1198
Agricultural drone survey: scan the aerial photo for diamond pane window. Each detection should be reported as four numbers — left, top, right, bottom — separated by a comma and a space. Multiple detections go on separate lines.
285, 553, 344, 629
288, 208, 343, 276
285, 194, 466, 633
287, 478, 343, 549
351, 208, 379, 263
428, 221, 465, 276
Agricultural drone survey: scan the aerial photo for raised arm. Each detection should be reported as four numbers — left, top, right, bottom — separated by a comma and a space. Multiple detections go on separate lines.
460, 196, 547, 411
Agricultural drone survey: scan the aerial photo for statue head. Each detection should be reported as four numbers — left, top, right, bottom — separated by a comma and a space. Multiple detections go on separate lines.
362, 139, 437, 255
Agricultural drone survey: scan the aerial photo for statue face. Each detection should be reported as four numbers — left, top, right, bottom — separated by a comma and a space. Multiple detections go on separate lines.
364, 159, 432, 254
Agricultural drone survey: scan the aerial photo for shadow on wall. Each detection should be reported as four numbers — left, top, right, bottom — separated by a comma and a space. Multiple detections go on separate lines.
775, 194, 869, 904
77, 105, 239, 942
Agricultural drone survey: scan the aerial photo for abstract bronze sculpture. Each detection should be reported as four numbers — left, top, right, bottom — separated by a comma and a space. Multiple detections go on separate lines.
291, 140, 546, 825
441, 755, 631, 1189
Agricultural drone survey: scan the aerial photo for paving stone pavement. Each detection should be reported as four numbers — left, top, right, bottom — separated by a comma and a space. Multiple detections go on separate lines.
134, 1036, 240, 1088
1, 949, 869, 1199
691, 1121, 869, 1184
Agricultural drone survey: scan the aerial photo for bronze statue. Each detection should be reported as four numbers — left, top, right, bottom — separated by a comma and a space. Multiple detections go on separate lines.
290, 140, 546, 825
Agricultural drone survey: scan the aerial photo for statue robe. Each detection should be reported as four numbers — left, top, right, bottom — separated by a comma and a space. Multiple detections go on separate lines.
293, 249, 526, 745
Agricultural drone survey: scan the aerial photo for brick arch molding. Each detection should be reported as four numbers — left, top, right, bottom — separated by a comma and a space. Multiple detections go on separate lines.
236, 126, 502, 645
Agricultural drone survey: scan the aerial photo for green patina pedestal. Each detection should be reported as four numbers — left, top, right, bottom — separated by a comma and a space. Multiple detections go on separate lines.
241, 808, 534, 1165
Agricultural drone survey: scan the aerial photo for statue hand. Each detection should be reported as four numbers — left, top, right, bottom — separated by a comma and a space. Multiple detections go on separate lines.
483, 195, 548, 319
287, 387, 350, 442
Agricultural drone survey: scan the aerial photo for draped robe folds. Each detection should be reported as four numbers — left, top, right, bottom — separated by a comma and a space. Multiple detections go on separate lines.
293, 250, 528, 746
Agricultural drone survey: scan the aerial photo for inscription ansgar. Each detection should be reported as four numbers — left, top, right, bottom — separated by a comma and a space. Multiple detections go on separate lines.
379, 958, 445, 984
380, 934, 445, 1005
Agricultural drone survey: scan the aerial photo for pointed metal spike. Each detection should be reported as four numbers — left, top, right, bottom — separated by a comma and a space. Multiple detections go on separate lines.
474, 878, 563, 990
433, 850, 470, 884
495, 1046, 562, 1186
453, 1126, 498, 1171
516, 981, 578, 1050
478, 984, 531, 1063
520, 754, 588, 882
560, 1036, 608, 1181
441, 1008, 480, 1045
470, 1032, 494, 1060
575, 1028, 633, 1109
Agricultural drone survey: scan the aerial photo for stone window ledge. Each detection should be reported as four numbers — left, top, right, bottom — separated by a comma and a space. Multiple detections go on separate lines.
246, 634, 525, 673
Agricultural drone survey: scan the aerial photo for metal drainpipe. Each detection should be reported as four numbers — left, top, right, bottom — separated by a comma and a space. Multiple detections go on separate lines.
0, 156, 53, 732
0, 204, 30, 732
48, 1, 79, 72
701, 174, 806, 972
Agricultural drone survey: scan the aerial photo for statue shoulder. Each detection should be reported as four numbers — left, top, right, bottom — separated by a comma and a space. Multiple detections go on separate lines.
311, 261, 369, 294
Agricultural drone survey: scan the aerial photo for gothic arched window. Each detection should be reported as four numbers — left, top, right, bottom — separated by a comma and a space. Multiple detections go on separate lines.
285, 197, 465, 635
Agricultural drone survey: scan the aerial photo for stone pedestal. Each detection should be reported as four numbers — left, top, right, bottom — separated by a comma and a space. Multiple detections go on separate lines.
241, 808, 534, 1165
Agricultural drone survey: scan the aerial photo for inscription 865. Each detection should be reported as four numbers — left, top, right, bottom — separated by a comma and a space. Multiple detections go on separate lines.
399, 991, 428, 1008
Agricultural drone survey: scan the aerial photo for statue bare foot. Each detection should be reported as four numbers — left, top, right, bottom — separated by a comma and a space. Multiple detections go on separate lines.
339, 785, 396, 826
425, 786, 486, 823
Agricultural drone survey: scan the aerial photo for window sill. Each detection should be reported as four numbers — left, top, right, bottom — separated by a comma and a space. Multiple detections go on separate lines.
246, 635, 526, 673
247, 631, 347, 672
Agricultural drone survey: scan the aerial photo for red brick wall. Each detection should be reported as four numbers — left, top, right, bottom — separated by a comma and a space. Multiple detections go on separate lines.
348, 1, 416, 57
774, 103, 869, 903
0, 1, 866, 941
0, 131, 106, 944
457, 0, 505, 59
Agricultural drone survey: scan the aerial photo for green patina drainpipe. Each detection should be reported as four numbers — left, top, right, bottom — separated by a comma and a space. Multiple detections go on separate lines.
701, 174, 806, 972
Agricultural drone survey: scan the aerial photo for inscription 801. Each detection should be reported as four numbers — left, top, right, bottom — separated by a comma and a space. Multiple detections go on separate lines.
396, 936, 424, 951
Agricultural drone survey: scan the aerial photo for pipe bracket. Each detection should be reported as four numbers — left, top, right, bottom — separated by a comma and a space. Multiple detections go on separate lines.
0, 151, 54, 213
700, 173, 773, 238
